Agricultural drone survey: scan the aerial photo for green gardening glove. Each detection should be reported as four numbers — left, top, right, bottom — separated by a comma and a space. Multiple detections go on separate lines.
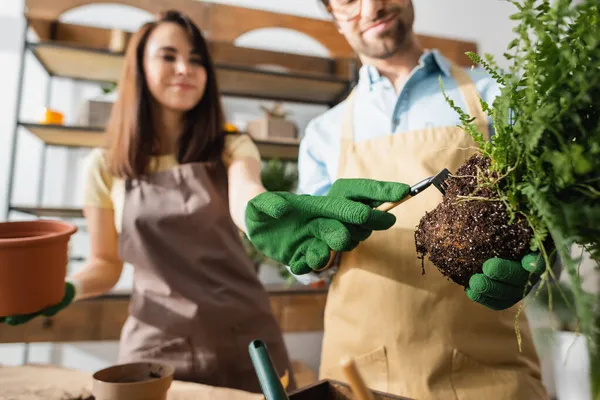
327, 178, 411, 207
466, 253, 546, 310
326, 178, 411, 242
0, 282, 76, 326
246, 188, 404, 275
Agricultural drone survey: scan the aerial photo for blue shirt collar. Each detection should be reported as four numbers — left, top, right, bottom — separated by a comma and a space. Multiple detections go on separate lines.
357, 49, 452, 90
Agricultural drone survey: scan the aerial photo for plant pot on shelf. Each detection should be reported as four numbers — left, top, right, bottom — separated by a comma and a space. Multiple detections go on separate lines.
92, 362, 174, 400
247, 103, 297, 142
247, 117, 297, 141
0, 219, 77, 316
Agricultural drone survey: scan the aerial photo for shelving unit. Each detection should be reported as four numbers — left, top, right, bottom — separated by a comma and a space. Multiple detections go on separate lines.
5, 0, 364, 222
7, 0, 478, 222
2, 0, 480, 362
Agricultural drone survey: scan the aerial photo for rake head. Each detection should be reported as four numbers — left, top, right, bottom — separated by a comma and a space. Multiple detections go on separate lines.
431, 168, 451, 196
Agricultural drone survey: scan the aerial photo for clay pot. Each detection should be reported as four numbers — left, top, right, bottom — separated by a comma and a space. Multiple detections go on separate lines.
0, 219, 77, 316
92, 362, 174, 400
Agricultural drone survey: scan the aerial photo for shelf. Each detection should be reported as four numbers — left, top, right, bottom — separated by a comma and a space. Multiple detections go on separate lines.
254, 136, 300, 161
18, 122, 301, 160
20, 122, 105, 147
10, 205, 84, 218
27, 40, 353, 105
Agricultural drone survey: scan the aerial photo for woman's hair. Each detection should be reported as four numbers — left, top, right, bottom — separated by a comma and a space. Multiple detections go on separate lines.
105, 10, 225, 178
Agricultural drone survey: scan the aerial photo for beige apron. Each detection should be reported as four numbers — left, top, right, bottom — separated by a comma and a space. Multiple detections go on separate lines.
318, 63, 548, 400
116, 158, 295, 393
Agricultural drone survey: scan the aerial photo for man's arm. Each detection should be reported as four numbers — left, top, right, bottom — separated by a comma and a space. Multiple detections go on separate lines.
296, 120, 334, 196
284, 119, 338, 285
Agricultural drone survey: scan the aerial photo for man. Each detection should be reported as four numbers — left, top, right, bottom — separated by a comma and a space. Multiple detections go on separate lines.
285, 1, 549, 399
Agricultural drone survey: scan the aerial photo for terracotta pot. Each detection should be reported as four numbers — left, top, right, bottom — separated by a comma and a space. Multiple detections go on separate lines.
0, 219, 77, 316
92, 362, 174, 400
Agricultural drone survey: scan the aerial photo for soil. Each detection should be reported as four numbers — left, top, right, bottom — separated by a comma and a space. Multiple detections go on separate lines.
414, 153, 533, 287
112, 371, 162, 383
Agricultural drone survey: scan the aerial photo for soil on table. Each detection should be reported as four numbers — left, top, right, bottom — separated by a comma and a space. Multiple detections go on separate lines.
414, 153, 533, 287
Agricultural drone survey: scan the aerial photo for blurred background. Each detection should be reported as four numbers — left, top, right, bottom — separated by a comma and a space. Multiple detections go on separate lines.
0, 1, 597, 399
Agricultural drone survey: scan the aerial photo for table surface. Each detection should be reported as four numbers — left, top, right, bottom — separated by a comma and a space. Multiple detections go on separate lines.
0, 364, 265, 400
101, 282, 328, 300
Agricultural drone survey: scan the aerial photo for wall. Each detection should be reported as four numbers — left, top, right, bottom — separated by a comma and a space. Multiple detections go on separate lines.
1, 0, 593, 396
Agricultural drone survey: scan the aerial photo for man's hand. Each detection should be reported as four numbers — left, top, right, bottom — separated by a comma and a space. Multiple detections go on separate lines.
326, 178, 410, 241
0, 282, 76, 325
466, 253, 546, 310
246, 184, 407, 275
326, 178, 411, 208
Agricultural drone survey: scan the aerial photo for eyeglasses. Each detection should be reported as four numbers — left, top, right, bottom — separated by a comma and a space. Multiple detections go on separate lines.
327, 0, 390, 22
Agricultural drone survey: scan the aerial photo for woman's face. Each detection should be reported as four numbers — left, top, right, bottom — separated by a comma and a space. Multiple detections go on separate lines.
143, 22, 207, 112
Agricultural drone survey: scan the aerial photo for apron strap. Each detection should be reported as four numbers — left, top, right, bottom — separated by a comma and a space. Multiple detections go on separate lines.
340, 89, 357, 149
448, 63, 491, 142
339, 60, 491, 145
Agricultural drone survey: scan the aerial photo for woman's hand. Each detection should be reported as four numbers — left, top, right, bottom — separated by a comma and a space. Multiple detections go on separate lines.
0, 282, 76, 325
0, 207, 124, 325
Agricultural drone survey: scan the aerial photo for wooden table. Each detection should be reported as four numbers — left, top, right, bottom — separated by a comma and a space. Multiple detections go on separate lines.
0, 284, 328, 344
0, 364, 265, 400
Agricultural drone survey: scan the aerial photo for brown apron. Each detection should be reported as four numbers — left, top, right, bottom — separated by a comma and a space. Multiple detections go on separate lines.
318, 63, 549, 400
116, 158, 295, 393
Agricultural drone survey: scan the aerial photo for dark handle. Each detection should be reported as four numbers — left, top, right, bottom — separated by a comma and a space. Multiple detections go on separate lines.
248, 339, 289, 400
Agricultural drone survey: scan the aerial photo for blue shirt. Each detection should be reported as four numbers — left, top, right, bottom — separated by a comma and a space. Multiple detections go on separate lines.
297, 49, 500, 196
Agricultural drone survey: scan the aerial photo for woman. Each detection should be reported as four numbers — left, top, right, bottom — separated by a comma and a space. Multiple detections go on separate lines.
68, 10, 296, 392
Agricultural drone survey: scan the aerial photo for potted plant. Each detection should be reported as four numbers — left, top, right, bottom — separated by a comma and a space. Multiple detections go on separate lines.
413, 0, 599, 397
0, 219, 77, 316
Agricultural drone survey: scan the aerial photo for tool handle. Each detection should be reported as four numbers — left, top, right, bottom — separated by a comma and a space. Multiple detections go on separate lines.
316, 195, 411, 271
374, 194, 412, 212
248, 340, 289, 400
340, 357, 376, 400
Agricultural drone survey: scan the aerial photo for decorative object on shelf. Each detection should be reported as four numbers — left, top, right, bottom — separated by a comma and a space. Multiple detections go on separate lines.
101, 82, 117, 95
247, 102, 297, 141
77, 99, 114, 128
92, 362, 174, 400
109, 28, 127, 53
0, 219, 77, 316
41, 108, 64, 125
77, 84, 117, 128
224, 122, 239, 133
260, 103, 292, 119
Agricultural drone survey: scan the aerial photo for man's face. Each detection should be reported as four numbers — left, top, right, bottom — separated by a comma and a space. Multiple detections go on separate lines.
332, 0, 415, 59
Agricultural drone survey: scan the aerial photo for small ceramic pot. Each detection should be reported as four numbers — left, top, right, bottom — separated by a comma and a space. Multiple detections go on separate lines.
92, 362, 174, 400
0, 219, 77, 316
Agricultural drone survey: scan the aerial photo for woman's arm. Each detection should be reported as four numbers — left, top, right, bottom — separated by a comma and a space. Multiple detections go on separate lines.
67, 206, 124, 301
227, 156, 266, 234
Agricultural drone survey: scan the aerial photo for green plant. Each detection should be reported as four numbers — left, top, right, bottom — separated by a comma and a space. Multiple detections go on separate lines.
533, 280, 594, 332
260, 159, 298, 192
101, 82, 117, 95
419, 0, 599, 396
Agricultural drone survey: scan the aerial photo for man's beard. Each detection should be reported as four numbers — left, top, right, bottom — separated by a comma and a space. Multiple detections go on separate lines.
349, 5, 413, 59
